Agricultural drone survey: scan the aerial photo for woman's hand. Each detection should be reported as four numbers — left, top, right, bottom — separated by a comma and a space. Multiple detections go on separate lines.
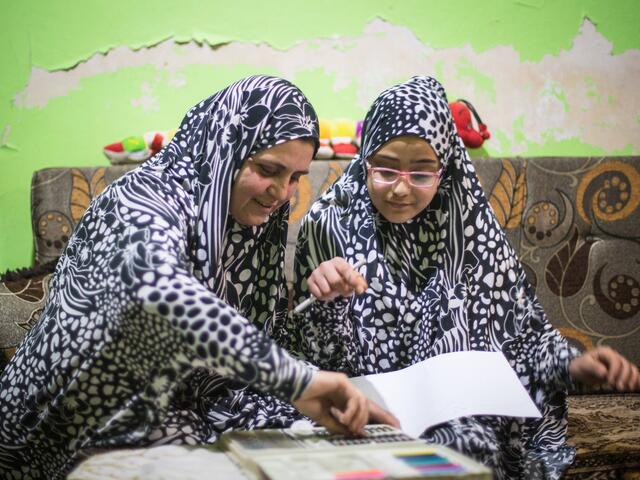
569, 346, 640, 391
292, 371, 399, 435
307, 257, 368, 302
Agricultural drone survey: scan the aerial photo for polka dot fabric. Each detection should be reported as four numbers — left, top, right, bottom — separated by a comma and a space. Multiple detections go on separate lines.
0, 75, 319, 479
283, 77, 579, 479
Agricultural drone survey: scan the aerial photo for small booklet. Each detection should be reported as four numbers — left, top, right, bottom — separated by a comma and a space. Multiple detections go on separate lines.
218, 424, 492, 479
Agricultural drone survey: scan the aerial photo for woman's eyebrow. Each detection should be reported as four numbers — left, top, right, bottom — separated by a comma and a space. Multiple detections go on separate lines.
255, 158, 309, 175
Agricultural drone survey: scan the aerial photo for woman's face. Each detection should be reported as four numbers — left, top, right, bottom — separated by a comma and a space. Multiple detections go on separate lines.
366, 135, 441, 223
230, 139, 314, 226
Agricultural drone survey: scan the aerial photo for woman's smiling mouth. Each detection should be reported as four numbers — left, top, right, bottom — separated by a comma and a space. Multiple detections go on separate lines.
255, 199, 276, 211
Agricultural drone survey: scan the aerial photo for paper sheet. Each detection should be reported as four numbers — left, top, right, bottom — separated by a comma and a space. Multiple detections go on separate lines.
350, 351, 541, 438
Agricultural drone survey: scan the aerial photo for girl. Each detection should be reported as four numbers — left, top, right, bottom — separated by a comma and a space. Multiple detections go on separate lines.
284, 76, 639, 479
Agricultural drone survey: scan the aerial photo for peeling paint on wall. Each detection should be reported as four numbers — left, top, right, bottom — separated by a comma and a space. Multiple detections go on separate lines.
1, 126, 11, 147
131, 82, 161, 112
14, 19, 640, 154
0, 125, 19, 152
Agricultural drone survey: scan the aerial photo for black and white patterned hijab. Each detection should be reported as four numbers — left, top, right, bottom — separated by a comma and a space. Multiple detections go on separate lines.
294, 76, 560, 376
146, 75, 318, 326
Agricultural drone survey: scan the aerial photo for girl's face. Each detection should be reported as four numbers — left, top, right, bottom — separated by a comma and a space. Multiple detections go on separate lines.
366, 135, 441, 223
230, 139, 314, 226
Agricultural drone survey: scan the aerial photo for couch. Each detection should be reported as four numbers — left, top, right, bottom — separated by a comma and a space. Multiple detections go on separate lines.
1, 156, 639, 478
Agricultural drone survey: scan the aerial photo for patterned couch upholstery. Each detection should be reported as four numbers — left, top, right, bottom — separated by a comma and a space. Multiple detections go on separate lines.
1, 157, 639, 478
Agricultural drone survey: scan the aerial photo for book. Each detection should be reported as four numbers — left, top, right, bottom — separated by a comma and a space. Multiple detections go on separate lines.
218, 424, 492, 479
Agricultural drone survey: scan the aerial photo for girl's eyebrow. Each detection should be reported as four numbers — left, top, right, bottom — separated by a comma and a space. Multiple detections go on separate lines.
411, 158, 440, 166
371, 153, 399, 162
372, 154, 439, 166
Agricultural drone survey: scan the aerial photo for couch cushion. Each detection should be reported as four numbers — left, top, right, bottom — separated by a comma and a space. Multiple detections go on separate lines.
31, 165, 135, 265
474, 157, 640, 368
566, 393, 640, 478
0, 270, 53, 370
285, 160, 347, 280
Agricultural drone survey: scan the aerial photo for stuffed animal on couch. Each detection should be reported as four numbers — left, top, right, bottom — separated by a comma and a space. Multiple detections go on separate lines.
449, 99, 490, 149
103, 130, 176, 164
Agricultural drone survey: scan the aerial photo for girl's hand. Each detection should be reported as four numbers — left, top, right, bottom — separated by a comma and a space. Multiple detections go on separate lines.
569, 346, 640, 391
307, 257, 368, 302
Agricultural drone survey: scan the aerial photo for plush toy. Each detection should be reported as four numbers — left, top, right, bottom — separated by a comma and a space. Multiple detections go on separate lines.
449, 100, 490, 149
355, 120, 364, 148
316, 119, 335, 159
103, 130, 176, 164
331, 119, 358, 159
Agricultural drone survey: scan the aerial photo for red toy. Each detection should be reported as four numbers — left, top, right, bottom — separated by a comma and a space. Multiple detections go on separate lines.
449, 99, 490, 149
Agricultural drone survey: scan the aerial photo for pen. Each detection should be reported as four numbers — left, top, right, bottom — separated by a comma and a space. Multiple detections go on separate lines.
293, 258, 367, 314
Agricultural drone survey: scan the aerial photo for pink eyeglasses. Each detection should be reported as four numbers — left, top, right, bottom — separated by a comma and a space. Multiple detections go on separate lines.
366, 163, 443, 188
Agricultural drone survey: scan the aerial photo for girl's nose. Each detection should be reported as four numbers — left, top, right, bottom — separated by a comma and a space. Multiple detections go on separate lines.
390, 177, 410, 196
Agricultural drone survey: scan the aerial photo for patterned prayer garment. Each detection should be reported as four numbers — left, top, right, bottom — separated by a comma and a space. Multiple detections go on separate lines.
280, 77, 579, 479
0, 75, 318, 479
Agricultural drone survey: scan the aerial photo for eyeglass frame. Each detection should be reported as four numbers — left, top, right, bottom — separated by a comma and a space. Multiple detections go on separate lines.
365, 162, 443, 188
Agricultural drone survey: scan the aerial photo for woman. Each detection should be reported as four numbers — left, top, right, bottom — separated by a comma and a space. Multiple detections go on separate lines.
0, 75, 394, 480
283, 76, 640, 479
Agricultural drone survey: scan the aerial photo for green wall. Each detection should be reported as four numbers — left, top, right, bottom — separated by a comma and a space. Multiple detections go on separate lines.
1, 0, 639, 272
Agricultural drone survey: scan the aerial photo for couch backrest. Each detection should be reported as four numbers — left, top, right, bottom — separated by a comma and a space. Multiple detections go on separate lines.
31, 165, 137, 265
473, 157, 640, 368
18, 157, 640, 367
